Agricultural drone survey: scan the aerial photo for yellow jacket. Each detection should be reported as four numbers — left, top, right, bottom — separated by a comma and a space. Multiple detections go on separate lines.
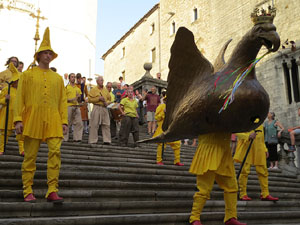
0, 69, 12, 91
13, 67, 68, 141
0, 86, 17, 130
66, 84, 82, 106
153, 103, 165, 137
234, 124, 267, 166
88, 86, 111, 106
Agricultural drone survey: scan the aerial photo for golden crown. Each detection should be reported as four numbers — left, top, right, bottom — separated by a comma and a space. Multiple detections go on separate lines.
251, 6, 276, 25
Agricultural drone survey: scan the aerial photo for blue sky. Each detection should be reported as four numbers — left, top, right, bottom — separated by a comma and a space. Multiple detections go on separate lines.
95, 0, 159, 76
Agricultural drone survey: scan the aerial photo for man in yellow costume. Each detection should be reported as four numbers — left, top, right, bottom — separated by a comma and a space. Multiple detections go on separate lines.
153, 96, 184, 166
189, 132, 246, 225
14, 27, 68, 203
64, 73, 83, 142
88, 76, 111, 145
0, 56, 19, 91
234, 124, 279, 201
0, 62, 24, 156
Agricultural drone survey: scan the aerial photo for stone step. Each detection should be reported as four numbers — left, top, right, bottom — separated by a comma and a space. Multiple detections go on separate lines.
0, 159, 298, 189
0, 210, 300, 225
1, 187, 299, 202
0, 200, 299, 218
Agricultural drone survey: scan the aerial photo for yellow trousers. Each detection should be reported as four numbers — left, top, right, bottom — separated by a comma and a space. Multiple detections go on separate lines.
156, 141, 181, 164
239, 162, 269, 198
0, 130, 24, 155
22, 137, 62, 198
190, 171, 238, 223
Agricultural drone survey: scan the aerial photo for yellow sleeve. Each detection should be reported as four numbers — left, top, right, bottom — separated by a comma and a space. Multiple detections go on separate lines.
0, 87, 8, 106
14, 71, 26, 122
235, 130, 252, 140
77, 87, 82, 95
155, 104, 165, 122
59, 77, 68, 125
88, 87, 100, 103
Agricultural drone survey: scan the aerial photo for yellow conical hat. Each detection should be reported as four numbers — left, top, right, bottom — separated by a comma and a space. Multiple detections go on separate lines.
34, 27, 58, 61
8, 62, 20, 82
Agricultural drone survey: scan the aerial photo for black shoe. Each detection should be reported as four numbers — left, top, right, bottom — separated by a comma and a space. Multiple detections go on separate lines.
103, 142, 111, 145
133, 143, 140, 148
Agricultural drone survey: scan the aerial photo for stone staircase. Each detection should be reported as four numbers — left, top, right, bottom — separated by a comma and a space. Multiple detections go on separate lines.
0, 127, 300, 225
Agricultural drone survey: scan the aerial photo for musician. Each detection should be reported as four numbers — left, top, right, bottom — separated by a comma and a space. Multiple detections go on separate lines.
234, 124, 279, 201
64, 73, 83, 142
88, 76, 111, 145
76, 73, 89, 134
119, 87, 139, 147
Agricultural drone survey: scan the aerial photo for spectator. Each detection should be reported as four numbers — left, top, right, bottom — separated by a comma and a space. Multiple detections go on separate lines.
119, 76, 125, 88
135, 90, 144, 125
64, 73, 83, 142
88, 76, 111, 145
112, 83, 124, 103
119, 87, 139, 147
121, 84, 129, 99
76, 73, 89, 134
18, 61, 24, 72
264, 112, 284, 169
156, 72, 161, 80
142, 86, 160, 135
288, 107, 300, 151
234, 125, 279, 201
106, 82, 118, 138
63, 73, 69, 86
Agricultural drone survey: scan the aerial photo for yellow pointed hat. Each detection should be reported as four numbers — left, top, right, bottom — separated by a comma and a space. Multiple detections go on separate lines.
8, 62, 20, 82
34, 27, 58, 61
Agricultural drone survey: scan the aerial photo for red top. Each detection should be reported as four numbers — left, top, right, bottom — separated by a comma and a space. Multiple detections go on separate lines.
145, 93, 160, 112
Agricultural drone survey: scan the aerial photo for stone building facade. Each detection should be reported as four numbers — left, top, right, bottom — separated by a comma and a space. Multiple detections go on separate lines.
102, 0, 300, 128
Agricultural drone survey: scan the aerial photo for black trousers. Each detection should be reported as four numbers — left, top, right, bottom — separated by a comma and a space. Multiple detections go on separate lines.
119, 116, 139, 145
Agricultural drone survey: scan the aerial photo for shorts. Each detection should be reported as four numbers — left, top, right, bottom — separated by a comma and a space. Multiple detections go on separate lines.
147, 111, 156, 122
293, 129, 300, 135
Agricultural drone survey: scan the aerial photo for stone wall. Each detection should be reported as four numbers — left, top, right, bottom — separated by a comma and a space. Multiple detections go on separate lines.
102, 0, 300, 128
103, 4, 160, 84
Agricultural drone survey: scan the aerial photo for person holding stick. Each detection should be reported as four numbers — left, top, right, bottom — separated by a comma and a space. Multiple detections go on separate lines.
0, 62, 24, 156
153, 96, 184, 166
234, 124, 279, 201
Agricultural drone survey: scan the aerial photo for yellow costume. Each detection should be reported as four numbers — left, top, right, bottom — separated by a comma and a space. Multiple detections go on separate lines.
189, 133, 238, 223
153, 103, 181, 164
234, 124, 269, 198
64, 84, 83, 141
13, 27, 67, 198
0, 69, 12, 91
0, 63, 24, 155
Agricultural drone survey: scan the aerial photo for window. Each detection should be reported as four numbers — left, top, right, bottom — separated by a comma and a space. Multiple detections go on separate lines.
283, 58, 300, 104
193, 8, 198, 21
170, 21, 176, 35
121, 47, 125, 58
122, 70, 125, 80
150, 23, 155, 35
150, 48, 156, 63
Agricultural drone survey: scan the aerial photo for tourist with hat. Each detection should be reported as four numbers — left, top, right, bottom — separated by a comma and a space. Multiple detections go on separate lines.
14, 27, 68, 203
